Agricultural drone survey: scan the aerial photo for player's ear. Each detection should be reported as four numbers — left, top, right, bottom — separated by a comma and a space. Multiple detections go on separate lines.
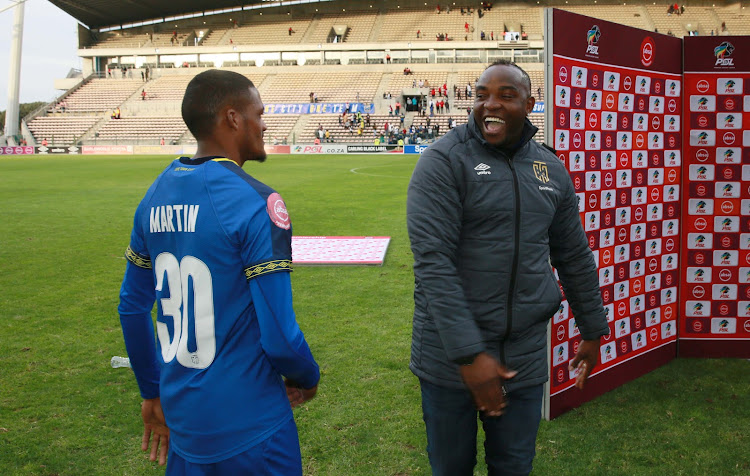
225, 107, 241, 132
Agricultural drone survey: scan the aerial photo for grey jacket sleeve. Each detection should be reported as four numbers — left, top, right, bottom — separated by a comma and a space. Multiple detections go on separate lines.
407, 146, 485, 361
548, 172, 610, 340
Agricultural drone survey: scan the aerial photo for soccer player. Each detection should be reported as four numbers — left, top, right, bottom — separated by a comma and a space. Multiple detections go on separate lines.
117, 69, 320, 474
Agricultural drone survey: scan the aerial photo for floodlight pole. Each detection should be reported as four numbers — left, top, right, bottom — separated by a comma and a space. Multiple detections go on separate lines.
4, 0, 25, 143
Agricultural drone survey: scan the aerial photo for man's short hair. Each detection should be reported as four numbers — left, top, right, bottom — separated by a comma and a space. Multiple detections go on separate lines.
182, 69, 255, 140
485, 59, 532, 97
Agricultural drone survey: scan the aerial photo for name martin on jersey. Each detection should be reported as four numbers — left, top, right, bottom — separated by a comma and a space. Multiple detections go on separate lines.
150, 204, 200, 233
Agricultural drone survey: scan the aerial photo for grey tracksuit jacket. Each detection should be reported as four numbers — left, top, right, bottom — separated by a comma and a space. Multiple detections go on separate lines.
407, 115, 610, 392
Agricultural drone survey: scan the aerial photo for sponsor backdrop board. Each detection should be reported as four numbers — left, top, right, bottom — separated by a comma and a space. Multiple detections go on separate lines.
544, 9, 681, 419
680, 36, 750, 358
291, 236, 390, 265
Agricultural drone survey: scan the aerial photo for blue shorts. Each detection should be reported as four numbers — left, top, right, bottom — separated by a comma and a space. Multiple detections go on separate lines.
165, 417, 302, 476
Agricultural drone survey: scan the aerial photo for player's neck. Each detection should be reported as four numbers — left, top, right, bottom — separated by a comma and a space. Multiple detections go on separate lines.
194, 142, 242, 167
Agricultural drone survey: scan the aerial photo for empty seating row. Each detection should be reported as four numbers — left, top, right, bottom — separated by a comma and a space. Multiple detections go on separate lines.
27, 116, 99, 144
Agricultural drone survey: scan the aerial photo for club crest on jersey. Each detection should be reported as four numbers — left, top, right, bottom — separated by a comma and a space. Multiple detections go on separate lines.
586, 25, 601, 55
714, 41, 735, 66
533, 161, 550, 183
267, 192, 290, 230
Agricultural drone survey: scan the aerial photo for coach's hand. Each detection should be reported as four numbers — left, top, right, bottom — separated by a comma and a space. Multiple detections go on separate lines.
459, 352, 517, 417
141, 397, 169, 465
569, 338, 600, 390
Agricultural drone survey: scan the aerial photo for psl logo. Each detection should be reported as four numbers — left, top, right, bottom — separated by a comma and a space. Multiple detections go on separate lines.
558, 131, 566, 144
559, 88, 567, 100
640, 78, 647, 89
724, 115, 736, 126
722, 183, 734, 196
608, 74, 616, 86
720, 286, 731, 297
714, 41, 735, 66
724, 149, 735, 161
533, 161, 550, 183
587, 25, 601, 54
722, 218, 732, 230
693, 302, 704, 314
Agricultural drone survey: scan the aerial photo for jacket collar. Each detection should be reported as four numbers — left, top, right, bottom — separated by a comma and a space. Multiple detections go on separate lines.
467, 113, 539, 157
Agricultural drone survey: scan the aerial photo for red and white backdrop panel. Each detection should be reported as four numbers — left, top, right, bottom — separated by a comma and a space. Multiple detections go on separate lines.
544, 9, 682, 419
680, 36, 750, 358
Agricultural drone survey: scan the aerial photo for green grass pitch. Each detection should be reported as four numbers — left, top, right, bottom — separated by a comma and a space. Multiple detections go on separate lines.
0, 154, 748, 475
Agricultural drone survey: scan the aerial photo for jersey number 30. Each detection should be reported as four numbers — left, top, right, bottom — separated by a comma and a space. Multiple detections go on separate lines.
154, 252, 216, 369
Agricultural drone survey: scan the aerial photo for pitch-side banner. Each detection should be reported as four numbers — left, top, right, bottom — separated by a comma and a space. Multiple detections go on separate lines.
544, 8, 682, 420
680, 35, 750, 358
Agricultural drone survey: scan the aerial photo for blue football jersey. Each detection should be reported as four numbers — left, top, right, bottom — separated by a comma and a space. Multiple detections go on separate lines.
118, 156, 319, 464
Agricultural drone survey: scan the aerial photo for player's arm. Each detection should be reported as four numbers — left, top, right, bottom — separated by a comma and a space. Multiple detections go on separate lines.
248, 271, 320, 399
119, 230, 168, 464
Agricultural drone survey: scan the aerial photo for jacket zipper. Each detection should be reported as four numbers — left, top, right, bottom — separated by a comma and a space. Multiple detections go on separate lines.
503, 157, 521, 366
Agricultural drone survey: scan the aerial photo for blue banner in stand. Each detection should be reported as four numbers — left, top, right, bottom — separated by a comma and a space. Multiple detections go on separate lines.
264, 102, 375, 114
532, 101, 544, 113
404, 144, 431, 154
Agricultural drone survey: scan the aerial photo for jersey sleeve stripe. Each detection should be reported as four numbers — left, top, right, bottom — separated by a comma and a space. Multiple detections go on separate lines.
125, 246, 152, 269
244, 260, 292, 280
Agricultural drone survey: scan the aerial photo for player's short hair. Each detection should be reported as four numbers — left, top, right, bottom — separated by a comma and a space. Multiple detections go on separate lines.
182, 69, 256, 140
485, 59, 532, 98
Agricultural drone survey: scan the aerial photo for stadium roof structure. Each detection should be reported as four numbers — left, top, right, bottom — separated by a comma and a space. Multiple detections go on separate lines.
48, 0, 331, 30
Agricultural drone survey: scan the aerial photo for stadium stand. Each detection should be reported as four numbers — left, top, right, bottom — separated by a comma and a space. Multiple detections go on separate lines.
644, 5, 720, 37
27, 116, 99, 145
57, 79, 143, 113
23, 1, 749, 148
260, 71, 381, 104
559, 6, 651, 31
309, 10, 380, 44
217, 16, 315, 46
378, 7, 471, 42
96, 117, 187, 144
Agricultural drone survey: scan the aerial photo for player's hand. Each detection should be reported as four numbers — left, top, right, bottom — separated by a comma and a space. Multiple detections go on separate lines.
141, 398, 169, 465
285, 379, 318, 408
569, 338, 601, 390
459, 352, 517, 417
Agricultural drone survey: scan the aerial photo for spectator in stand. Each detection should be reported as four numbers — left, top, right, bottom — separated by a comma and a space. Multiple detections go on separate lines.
417, 30, 421, 39
288, 27, 295, 36
395, 101, 401, 115
160, 137, 165, 146
480, 31, 486, 41
445, 99, 450, 113
141, 89, 147, 101
42, 138, 48, 147
310, 92, 315, 103
721, 21, 726, 32
465, 22, 470, 33
386, 53, 391, 63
